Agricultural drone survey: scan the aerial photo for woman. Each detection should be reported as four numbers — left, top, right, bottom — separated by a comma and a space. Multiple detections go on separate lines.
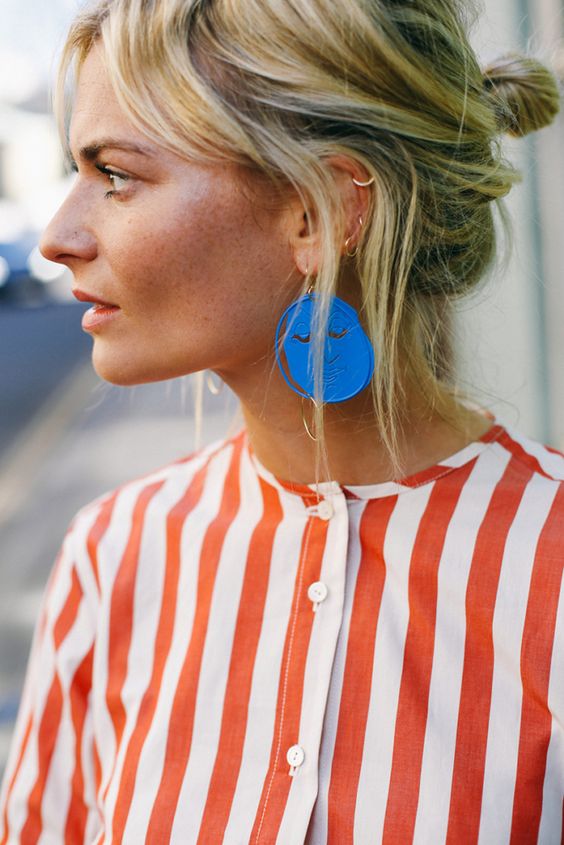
1, 0, 562, 842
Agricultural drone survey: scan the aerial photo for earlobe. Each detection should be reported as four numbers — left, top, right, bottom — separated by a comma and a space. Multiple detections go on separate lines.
292, 208, 321, 277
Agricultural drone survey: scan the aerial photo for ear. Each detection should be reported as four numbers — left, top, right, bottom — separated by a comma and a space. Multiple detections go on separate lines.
289, 155, 375, 276
286, 195, 320, 278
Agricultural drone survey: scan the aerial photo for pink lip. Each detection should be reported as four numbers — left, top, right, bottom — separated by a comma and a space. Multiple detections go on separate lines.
81, 303, 122, 332
72, 288, 118, 307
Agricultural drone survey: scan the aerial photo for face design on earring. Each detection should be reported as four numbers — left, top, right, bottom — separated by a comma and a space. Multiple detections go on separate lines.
275, 293, 374, 403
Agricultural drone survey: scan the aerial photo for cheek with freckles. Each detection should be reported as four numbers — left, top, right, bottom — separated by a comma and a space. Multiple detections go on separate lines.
94, 180, 295, 379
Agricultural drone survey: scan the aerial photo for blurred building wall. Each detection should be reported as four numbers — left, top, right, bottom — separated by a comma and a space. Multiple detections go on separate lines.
458, 0, 564, 447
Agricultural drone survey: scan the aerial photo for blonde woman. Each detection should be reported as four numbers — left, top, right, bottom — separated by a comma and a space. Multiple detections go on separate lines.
1, 0, 563, 842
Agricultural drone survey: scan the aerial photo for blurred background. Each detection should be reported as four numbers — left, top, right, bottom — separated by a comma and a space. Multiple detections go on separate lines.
0, 0, 562, 778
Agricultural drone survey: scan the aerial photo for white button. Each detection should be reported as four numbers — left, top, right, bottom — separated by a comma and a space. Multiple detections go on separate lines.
316, 500, 334, 520
308, 581, 328, 604
287, 745, 305, 767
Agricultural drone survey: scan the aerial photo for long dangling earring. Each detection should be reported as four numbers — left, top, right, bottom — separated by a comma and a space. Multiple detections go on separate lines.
275, 285, 374, 404
274, 239, 374, 405
206, 370, 224, 395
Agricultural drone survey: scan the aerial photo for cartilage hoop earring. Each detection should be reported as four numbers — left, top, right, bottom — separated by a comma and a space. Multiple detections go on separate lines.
206, 371, 224, 395
352, 175, 375, 187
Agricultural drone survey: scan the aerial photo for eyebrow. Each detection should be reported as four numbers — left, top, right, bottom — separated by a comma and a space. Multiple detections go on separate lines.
70, 138, 156, 163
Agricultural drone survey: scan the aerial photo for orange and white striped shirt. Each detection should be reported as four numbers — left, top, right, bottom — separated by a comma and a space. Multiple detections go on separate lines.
1, 421, 563, 844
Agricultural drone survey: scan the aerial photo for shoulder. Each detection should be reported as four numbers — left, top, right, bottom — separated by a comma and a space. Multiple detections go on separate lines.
479, 422, 564, 556
62, 431, 245, 594
78, 429, 243, 517
490, 422, 564, 485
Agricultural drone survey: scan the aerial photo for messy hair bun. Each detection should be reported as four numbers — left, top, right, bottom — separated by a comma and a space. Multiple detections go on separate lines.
482, 53, 562, 137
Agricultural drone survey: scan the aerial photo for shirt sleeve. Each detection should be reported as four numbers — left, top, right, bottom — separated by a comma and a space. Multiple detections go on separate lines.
0, 508, 100, 844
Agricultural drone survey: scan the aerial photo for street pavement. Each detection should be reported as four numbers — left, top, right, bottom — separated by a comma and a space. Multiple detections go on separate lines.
0, 358, 240, 778
0, 301, 92, 464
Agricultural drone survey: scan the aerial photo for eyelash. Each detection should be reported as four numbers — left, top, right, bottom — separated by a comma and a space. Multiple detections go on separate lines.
69, 160, 130, 198
95, 164, 130, 198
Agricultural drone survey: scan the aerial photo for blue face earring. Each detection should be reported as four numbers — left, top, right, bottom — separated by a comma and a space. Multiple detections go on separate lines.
275, 175, 376, 404
274, 212, 375, 405
275, 288, 374, 403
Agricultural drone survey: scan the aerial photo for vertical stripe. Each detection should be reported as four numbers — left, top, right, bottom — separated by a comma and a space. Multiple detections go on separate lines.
143, 439, 244, 843
510, 484, 564, 842
0, 504, 100, 845
38, 601, 95, 842
64, 646, 95, 845
222, 494, 308, 844
353, 484, 434, 842
413, 444, 511, 844
119, 449, 233, 840
538, 572, 564, 843
326, 497, 395, 841
383, 458, 478, 843
0, 718, 33, 845
86, 493, 119, 594
196, 476, 284, 842
168, 444, 267, 842
478, 474, 559, 843
108, 445, 231, 843
104, 482, 166, 750
19, 568, 83, 845
92, 742, 102, 816
250, 515, 330, 843
446, 458, 533, 842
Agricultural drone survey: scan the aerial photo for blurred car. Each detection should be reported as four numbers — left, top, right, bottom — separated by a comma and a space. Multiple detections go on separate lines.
0, 230, 68, 307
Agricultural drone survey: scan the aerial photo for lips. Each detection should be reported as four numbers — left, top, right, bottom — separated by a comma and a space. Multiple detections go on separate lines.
72, 288, 119, 307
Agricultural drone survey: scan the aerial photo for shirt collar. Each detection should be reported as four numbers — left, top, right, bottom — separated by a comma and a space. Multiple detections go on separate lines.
241, 421, 505, 502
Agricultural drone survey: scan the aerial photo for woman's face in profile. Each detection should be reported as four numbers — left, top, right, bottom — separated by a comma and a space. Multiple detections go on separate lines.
40, 45, 300, 387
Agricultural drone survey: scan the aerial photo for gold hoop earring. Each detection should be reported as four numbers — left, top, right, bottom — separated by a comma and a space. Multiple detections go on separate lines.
344, 216, 364, 258
352, 175, 375, 187
206, 371, 224, 395
344, 237, 358, 258
301, 398, 319, 442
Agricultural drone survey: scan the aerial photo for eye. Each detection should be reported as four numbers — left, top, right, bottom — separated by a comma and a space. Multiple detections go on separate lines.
95, 164, 130, 197
292, 333, 311, 343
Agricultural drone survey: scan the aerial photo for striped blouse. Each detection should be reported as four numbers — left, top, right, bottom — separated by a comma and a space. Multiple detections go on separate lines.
1, 421, 563, 844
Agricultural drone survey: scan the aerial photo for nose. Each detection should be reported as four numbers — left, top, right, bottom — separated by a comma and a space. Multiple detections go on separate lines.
39, 191, 97, 267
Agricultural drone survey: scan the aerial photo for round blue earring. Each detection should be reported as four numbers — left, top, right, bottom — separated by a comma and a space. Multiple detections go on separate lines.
274, 287, 375, 404
275, 178, 375, 403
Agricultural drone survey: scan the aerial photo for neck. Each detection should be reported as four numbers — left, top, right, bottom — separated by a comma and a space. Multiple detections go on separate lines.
218, 362, 492, 486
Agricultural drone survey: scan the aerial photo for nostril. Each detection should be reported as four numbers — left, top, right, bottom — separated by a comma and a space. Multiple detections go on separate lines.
38, 232, 61, 264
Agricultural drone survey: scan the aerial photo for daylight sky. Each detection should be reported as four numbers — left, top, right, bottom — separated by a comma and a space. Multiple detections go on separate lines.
0, 0, 81, 102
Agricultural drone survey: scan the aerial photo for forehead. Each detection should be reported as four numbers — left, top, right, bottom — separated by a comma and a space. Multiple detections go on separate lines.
69, 46, 145, 153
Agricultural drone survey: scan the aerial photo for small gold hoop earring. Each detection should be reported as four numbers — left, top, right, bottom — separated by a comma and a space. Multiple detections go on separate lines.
206, 371, 224, 395
352, 175, 375, 187
344, 214, 364, 258
301, 398, 319, 442
344, 237, 358, 258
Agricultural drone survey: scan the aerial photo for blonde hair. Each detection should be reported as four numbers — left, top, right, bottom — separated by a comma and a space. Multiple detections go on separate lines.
56, 0, 561, 480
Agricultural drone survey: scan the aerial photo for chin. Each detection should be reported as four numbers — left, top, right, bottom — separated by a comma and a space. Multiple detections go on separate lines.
91, 356, 163, 387
91, 349, 197, 387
